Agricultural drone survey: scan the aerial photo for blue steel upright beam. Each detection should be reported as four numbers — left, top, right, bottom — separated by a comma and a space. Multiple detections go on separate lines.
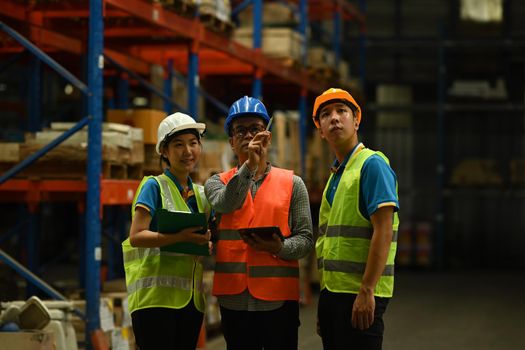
25, 206, 40, 297
298, 0, 308, 178
27, 56, 42, 132
435, 27, 446, 269
188, 51, 199, 118
164, 59, 174, 114
358, 0, 367, 88
252, 0, 263, 99
333, 6, 342, 69
298, 0, 308, 67
85, 0, 104, 345
299, 88, 307, 177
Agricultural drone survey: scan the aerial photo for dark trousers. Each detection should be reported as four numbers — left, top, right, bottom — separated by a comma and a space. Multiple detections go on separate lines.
318, 289, 390, 350
131, 303, 203, 350
220, 301, 300, 350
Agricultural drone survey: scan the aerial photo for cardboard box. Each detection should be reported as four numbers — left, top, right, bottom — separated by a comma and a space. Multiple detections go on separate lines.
0, 331, 55, 350
107, 109, 166, 145
233, 27, 304, 62
237, 2, 297, 27
0, 143, 20, 162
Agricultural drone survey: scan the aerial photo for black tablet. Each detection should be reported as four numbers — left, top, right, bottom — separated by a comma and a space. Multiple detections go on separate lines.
238, 226, 284, 242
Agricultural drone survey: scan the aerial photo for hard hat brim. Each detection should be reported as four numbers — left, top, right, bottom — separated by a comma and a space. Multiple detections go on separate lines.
224, 112, 269, 134
312, 89, 361, 128
156, 122, 206, 154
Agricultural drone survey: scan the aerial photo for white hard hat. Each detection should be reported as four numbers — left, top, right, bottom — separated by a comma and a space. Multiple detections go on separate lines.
156, 112, 206, 154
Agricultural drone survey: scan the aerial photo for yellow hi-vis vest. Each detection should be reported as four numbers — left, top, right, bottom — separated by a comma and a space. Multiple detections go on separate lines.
316, 148, 399, 297
122, 174, 211, 314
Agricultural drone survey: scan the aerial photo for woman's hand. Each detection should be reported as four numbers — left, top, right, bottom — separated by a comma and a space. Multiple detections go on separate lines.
176, 227, 211, 245
241, 232, 283, 254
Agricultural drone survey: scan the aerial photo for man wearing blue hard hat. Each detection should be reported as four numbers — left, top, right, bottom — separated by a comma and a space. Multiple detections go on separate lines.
205, 96, 313, 349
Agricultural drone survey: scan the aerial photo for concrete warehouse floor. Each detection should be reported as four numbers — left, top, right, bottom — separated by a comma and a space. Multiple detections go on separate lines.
206, 270, 525, 350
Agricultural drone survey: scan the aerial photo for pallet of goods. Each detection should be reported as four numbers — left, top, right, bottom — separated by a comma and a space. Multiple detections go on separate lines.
307, 46, 339, 81
159, 0, 233, 34
237, 2, 298, 28
233, 27, 304, 66
450, 158, 503, 186
0, 122, 144, 180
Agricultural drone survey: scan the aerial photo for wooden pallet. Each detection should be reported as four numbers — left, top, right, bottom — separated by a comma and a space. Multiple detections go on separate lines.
275, 57, 301, 69
161, 0, 197, 18
0, 161, 144, 180
199, 13, 234, 34
307, 66, 339, 82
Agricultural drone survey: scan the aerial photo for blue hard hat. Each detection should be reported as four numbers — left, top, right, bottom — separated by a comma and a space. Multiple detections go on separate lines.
224, 96, 270, 135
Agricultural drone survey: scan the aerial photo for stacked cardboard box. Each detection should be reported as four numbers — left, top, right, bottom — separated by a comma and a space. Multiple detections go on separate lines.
233, 27, 304, 64
237, 2, 297, 27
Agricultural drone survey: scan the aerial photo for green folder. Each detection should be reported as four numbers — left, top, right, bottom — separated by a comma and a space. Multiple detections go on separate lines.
156, 209, 209, 256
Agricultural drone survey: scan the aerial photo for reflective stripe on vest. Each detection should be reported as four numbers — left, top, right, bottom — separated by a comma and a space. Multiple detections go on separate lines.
127, 275, 203, 295
213, 167, 300, 301
316, 148, 399, 298
122, 174, 208, 313
317, 258, 395, 276
123, 247, 197, 264
319, 224, 398, 242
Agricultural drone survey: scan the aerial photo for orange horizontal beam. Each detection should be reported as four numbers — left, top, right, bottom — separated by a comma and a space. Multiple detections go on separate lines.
105, 48, 151, 75
105, 0, 199, 40
106, 0, 324, 93
29, 26, 84, 54
1, 21, 152, 75
0, 179, 86, 193
0, 0, 26, 21
0, 179, 139, 205
131, 46, 236, 62
37, 9, 129, 18
200, 63, 253, 75
101, 179, 140, 205
133, 47, 254, 75
105, 27, 180, 38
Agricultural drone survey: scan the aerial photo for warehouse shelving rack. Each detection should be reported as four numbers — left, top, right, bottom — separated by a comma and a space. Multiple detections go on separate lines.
0, 0, 366, 347
349, 0, 525, 270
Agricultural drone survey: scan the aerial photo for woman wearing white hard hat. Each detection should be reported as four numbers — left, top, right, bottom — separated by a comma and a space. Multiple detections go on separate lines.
122, 112, 212, 349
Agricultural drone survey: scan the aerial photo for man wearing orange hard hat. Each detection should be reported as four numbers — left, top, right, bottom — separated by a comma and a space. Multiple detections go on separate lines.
312, 88, 400, 350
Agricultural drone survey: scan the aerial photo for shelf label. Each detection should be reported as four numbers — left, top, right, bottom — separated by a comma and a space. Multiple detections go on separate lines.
152, 8, 159, 22
98, 55, 104, 69
95, 247, 102, 261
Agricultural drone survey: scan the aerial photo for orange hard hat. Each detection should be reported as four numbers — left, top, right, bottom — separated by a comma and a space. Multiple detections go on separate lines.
312, 88, 361, 129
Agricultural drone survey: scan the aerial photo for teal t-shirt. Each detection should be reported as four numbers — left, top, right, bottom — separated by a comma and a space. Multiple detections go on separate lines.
326, 144, 399, 219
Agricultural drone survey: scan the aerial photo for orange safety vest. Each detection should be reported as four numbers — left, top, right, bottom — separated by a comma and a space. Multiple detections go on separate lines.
212, 166, 300, 301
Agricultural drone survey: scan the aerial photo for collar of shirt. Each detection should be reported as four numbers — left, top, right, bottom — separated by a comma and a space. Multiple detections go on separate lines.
330, 142, 365, 174
163, 168, 194, 198
238, 162, 272, 181
254, 162, 272, 182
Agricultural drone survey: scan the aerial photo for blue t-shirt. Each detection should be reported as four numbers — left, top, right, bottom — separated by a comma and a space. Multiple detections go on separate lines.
326, 143, 399, 220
